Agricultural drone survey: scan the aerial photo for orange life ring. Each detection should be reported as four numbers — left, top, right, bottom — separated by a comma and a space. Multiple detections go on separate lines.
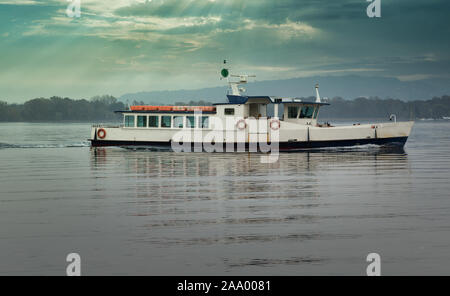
97, 128, 107, 139
270, 119, 281, 131
236, 119, 247, 130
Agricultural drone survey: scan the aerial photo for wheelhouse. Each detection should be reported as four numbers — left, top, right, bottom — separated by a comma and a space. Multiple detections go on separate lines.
215, 95, 329, 126
282, 100, 327, 125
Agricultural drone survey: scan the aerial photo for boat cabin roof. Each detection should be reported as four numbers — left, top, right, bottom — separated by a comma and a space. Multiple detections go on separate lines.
219, 95, 329, 106
115, 93, 329, 115
115, 110, 217, 114
115, 105, 217, 114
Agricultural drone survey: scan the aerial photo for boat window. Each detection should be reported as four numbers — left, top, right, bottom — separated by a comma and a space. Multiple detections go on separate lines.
161, 116, 172, 128
299, 106, 314, 119
173, 116, 184, 128
287, 106, 299, 119
224, 108, 235, 115
125, 115, 135, 127
148, 116, 159, 128
187, 116, 195, 128
137, 116, 147, 127
201, 116, 209, 129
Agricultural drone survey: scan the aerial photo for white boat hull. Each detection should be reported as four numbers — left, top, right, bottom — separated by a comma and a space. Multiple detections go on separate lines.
90, 121, 414, 151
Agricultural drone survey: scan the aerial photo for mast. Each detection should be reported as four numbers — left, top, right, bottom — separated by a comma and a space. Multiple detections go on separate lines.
220, 60, 255, 97
315, 84, 321, 103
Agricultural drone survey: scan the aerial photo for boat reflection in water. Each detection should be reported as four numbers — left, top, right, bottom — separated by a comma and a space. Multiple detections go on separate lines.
88, 147, 413, 275
89, 147, 410, 216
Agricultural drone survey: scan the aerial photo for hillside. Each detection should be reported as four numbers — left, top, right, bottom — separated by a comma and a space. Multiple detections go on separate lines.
120, 75, 450, 104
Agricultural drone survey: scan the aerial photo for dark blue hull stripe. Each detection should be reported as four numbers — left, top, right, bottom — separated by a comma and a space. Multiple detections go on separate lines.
90, 137, 408, 151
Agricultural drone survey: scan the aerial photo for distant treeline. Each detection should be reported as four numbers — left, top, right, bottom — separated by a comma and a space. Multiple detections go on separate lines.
0, 95, 125, 122
0, 95, 449, 122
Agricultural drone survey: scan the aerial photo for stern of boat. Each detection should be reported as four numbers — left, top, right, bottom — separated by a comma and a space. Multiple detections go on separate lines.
90, 124, 123, 147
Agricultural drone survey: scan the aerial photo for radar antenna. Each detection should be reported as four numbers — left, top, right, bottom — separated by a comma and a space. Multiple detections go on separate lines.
220, 60, 255, 96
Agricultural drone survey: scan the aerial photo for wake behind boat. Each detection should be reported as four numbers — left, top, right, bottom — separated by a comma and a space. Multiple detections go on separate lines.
90, 69, 414, 151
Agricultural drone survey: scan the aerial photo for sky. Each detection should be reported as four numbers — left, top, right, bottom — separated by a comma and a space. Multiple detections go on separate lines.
0, 0, 449, 102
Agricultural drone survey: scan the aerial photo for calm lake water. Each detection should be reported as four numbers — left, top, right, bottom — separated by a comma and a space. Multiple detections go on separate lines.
0, 121, 449, 275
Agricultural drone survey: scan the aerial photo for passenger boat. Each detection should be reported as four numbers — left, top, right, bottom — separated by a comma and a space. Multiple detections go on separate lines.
90, 70, 414, 151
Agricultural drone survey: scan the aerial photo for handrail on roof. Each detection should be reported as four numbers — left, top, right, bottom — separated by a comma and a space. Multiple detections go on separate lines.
130, 106, 216, 112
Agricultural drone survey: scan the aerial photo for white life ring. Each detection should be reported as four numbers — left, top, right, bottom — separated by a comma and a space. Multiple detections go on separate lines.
270, 119, 281, 131
236, 119, 247, 130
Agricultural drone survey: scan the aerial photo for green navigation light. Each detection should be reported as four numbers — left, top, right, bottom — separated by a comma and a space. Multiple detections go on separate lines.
221, 68, 229, 78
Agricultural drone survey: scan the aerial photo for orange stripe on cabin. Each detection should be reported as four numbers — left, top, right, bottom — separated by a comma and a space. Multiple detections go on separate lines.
130, 106, 216, 112
130, 106, 158, 111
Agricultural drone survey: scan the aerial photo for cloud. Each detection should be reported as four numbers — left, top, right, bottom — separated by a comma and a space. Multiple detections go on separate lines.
0, 0, 40, 4
0, 0, 449, 101
397, 74, 434, 81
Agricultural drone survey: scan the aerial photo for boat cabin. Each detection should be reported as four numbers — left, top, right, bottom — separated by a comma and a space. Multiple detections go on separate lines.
117, 96, 328, 130
116, 74, 329, 129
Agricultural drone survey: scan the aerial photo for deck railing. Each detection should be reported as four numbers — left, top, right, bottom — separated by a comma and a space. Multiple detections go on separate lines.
92, 124, 123, 128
